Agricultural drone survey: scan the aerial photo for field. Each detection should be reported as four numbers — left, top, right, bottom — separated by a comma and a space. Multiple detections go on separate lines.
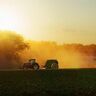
0, 69, 96, 96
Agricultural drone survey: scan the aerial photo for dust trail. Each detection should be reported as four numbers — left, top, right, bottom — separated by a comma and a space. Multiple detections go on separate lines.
0, 31, 96, 69
0, 31, 28, 69
21, 42, 96, 68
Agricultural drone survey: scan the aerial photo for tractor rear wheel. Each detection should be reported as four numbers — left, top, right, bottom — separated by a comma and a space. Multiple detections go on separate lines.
33, 63, 39, 70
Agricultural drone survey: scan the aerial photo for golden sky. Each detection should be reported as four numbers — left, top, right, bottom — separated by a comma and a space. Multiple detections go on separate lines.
0, 0, 96, 44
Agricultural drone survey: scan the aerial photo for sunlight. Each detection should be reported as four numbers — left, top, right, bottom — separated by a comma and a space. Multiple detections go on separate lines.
0, 6, 45, 41
0, 7, 31, 39
0, 8, 18, 31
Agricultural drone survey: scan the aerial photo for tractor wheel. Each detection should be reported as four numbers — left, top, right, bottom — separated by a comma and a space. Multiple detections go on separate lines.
33, 63, 40, 70
23, 63, 28, 69
51, 63, 58, 69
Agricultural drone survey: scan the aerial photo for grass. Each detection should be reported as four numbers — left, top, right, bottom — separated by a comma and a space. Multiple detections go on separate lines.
0, 69, 96, 96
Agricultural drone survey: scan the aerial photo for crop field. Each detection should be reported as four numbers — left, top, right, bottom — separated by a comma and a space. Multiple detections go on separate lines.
0, 69, 96, 96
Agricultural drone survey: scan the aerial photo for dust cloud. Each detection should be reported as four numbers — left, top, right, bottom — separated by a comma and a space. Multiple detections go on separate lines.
21, 42, 96, 68
0, 31, 96, 69
0, 31, 28, 69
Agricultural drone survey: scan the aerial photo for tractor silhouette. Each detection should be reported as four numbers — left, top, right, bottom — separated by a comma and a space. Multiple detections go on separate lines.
23, 59, 39, 70
23, 59, 59, 70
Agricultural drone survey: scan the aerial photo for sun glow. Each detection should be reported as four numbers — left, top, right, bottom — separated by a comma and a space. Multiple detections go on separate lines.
0, 7, 31, 39
0, 7, 17, 29
0, 0, 96, 44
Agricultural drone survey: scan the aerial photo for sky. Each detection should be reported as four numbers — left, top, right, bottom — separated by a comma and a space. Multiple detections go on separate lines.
0, 0, 96, 44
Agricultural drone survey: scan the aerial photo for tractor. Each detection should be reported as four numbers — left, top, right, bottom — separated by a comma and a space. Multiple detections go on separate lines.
23, 59, 39, 70
23, 59, 59, 70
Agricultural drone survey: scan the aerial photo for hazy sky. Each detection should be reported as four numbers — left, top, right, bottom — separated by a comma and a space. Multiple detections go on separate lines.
0, 0, 96, 44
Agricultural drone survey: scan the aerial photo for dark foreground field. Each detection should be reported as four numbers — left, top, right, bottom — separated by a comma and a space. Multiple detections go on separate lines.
0, 69, 96, 96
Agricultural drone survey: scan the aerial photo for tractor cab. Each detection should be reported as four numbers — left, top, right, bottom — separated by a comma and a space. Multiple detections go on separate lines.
29, 59, 36, 65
